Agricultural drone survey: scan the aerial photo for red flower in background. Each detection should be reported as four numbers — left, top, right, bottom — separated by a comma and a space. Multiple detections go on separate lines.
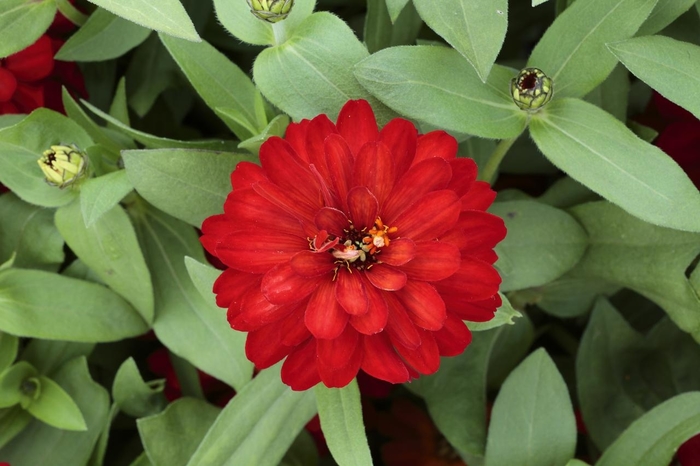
201, 100, 506, 391
0, 3, 86, 115
639, 92, 700, 188
678, 433, 700, 466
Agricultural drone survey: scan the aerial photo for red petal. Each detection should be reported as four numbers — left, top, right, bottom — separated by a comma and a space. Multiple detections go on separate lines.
335, 268, 369, 316
435, 258, 502, 301
281, 338, 321, 391
6, 35, 54, 82
200, 214, 230, 255
0, 68, 17, 102
353, 141, 395, 207
259, 137, 319, 200
347, 186, 379, 229
214, 269, 261, 309
382, 158, 452, 222
305, 280, 349, 339
324, 134, 354, 212
230, 161, 266, 190
290, 250, 336, 278
391, 190, 461, 241
413, 131, 458, 166
434, 314, 472, 356
392, 329, 440, 375
246, 325, 293, 369
216, 231, 307, 274
336, 99, 379, 157
253, 180, 318, 229
350, 274, 389, 334
440, 210, 506, 254
396, 281, 447, 331
279, 303, 312, 346
261, 262, 322, 305
447, 158, 478, 197
13, 82, 44, 112
379, 117, 418, 179
233, 288, 297, 330
224, 188, 304, 236
285, 119, 311, 162
317, 338, 363, 388
383, 292, 422, 349
398, 241, 460, 281
365, 264, 407, 291
378, 238, 415, 266
361, 333, 410, 384
461, 181, 497, 211
315, 207, 349, 236
304, 114, 338, 183
317, 324, 360, 370
444, 294, 500, 322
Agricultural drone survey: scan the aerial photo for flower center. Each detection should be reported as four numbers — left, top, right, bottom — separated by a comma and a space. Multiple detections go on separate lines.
310, 217, 397, 274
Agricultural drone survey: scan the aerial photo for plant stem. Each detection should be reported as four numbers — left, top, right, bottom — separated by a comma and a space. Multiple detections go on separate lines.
479, 135, 519, 184
272, 21, 288, 46
55, 0, 89, 26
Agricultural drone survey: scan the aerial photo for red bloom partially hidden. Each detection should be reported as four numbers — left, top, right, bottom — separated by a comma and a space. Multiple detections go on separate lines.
201, 100, 506, 390
679, 433, 700, 466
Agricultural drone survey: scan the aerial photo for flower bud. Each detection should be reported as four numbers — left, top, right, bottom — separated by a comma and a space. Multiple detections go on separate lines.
37, 145, 87, 189
510, 68, 553, 112
247, 0, 294, 23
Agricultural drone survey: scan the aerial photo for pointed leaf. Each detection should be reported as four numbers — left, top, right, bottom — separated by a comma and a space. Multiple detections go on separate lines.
530, 98, 700, 232
113, 358, 167, 418
27, 376, 87, 431
80, 170, 134, 227
0, 0, 56, 58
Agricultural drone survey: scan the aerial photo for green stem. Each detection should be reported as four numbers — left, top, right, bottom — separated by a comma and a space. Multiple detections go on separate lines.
479, 135, 520, 184
55, 0, 89, 26
271, 21, 288, 46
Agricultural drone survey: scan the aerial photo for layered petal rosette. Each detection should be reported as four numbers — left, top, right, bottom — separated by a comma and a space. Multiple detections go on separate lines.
201, 100, 506, 390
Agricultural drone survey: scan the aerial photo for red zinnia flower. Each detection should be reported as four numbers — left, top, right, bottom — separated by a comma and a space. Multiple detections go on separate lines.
678, 433, 700, 466
200, 100, 506, 390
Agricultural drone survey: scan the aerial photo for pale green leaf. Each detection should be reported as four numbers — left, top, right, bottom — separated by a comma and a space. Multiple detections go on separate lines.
637, 0, 696, 35
80, 170, 134, 227
85, 0, 200, 41
531, 98, 700, 232
412, 0, 507, 81
0, 331, 18, 372
355, 46, 526, 138
386, 0, 411, 22
528, 0, 658, 98
113, 358, 167, 418
608, 35, 700, 121
315, 381, 372, 466
27, 376, 87, 431
0, 0, 56, 58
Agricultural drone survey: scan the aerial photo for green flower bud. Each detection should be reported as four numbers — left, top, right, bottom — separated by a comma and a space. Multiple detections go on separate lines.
510, 68, 554, 112
247, 0, 294, 23
37, 145, 88, 189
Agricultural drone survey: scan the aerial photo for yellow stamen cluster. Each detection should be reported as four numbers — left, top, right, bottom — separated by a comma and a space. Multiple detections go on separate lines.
362, 217, 398, 255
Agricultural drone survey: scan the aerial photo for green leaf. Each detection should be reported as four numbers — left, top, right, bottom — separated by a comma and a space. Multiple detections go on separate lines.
637, 0, 696, 35
608, 35, 700, 121
0, 331, 18, 372
0, 362, 36, 409
122, 149, 255, 227
109, 77, 131, 127
527, 0, 658, 98
484, 349, 576, 466
80, 99, 238, 152
280, 430, 319, 466
133, 206, 253, 391
568, 201, 700, 342
238, 114, 290, 155
489, 200, 587, 292
55, 8, 151, 62
531, 98, 700, 232
125, 34, 178, 117
0, 406, 32, 449
56, 201, 154, 323
467, 293, 521, 331
85, 0, 200, 41
576, 299, 647, 450
0, 0, 56, 58
412, 0, 507, 81
80, 170, 134, 227
212, 0, 315, 46
187, 364, 317, 465
160, 34, 265, 140
113, 358, 167, 418
254, 12, 394, 124
137, 398, 220, 466
0, 268, 148, 342
0, 357, 110, 465
184, 257, 253, 387
536, 276, 619, 318
20, 339, 95, 376
315, 381, 372, 466
597, 392, 700, 466
386, 0, 411, 22
62, 89, 129, 156
0, 193, 65, 271
0, 114, 24, 130
408, 328, 500, 458
27, 376, 87, 431
354, 46, 527, 138
584, 64, 630, 122
0, 109, 92, 208
364, 0, 426, 54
